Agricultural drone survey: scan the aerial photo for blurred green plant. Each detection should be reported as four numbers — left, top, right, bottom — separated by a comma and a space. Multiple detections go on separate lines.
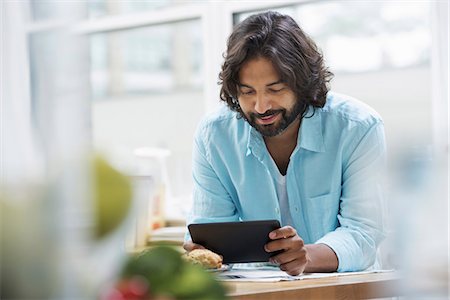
93, 156, 133, 239
103, 246, 227, 300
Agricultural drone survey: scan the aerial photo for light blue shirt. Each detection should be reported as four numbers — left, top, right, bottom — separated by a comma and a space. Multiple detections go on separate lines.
187, 92, 386, 272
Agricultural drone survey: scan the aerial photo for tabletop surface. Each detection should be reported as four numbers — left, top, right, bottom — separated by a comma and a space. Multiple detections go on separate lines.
224, 271, 401, 300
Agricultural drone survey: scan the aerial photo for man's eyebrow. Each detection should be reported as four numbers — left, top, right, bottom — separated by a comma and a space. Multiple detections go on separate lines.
238, 83, 252, 88
266, 80, 285, 87
238, 80, 285, 88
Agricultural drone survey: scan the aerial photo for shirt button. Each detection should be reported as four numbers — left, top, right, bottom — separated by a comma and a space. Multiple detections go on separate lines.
295, 207, 299, 212
275, 208, 280, 214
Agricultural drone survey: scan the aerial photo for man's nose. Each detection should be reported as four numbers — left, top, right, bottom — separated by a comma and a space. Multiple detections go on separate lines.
254, 93, 272, 114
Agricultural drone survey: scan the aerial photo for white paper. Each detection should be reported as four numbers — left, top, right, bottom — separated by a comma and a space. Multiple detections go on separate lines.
215, 266, 394, 282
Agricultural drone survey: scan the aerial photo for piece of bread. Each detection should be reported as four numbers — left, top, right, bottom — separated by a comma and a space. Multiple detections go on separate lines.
183, 249, 223, 269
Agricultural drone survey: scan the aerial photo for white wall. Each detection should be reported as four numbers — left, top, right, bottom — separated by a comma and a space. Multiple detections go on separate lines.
332, 66, 432, 158
92, 90, 204, 198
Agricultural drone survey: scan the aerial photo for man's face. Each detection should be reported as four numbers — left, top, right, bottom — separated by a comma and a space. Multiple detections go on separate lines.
237, 56, 302, 137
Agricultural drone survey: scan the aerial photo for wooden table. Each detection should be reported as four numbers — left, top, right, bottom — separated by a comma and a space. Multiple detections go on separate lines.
225, 271, 401, 300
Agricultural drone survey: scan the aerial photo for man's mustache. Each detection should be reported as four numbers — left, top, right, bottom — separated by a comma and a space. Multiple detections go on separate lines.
252, 109, 283, 119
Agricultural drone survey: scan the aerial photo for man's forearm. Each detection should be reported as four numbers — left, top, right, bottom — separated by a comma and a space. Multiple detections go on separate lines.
304, 243, 338, 273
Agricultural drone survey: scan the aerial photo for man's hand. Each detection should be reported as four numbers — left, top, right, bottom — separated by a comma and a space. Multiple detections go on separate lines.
183, 240, 205, 252
264, 226, 310, 276
265, 226, 339, 275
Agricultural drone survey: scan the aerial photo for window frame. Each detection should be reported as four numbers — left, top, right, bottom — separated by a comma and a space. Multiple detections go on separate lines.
23, 0, 448, 149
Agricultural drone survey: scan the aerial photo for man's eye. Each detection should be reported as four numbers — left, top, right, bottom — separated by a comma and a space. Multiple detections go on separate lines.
241, 90, 254, 95
269, 88, 284, 93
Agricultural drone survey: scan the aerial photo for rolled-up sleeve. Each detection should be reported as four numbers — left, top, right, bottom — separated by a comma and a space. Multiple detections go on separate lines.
186, 122, 239, 240
315, 121, 387, 271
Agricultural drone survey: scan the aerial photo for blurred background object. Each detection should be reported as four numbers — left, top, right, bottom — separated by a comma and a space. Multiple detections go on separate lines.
388, 146, 448, 298
1, 0, 448, 298
94, 156, 133, 240
106, 246, 226, 300
1, 0, 94, 297
134, 147, 171, 231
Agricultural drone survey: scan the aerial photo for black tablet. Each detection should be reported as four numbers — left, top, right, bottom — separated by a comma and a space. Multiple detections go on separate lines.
188, 220, 281, 264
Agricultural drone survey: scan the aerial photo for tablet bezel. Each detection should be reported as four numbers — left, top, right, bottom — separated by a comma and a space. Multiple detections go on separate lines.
188, 220, 281, 264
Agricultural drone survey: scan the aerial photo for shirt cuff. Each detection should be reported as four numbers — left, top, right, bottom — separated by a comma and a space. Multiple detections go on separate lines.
315, 230, 371, 272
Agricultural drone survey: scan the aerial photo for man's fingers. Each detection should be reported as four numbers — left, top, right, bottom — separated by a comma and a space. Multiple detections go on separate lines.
265, 238, 290, 252
183, 241, 205, 252
265, 227, 308, 276
270, 248, 303, 264
265, 234, 304, 252
271, 247, 308, 265
279, 259, 305, 276
269, 226, 297, 240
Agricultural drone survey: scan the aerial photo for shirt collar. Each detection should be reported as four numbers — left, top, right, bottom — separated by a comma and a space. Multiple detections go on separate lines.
298, 106, 325, 153
245, 106, 325, 157
246, 125, 265, 159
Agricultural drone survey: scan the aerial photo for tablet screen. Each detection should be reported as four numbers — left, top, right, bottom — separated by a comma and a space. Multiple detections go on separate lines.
188, 220, 281, 264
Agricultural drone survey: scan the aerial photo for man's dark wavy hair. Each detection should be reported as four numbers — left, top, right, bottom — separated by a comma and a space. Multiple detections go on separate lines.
219, 11, 333, 117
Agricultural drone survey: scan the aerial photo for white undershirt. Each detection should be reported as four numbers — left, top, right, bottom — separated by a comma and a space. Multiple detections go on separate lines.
270, 158, 294, 227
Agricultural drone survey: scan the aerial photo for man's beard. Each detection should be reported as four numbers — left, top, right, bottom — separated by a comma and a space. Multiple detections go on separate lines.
242, 101, 304, 137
